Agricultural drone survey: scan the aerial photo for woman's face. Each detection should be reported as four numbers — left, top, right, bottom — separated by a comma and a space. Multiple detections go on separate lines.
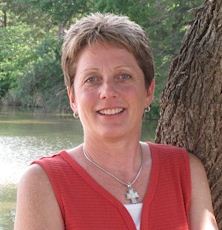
68, 42, 154, 141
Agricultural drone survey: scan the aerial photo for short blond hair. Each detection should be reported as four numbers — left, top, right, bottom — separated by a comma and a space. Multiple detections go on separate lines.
61, 13, 154, 89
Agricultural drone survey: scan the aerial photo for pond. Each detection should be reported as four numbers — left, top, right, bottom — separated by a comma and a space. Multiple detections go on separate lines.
0, 106, 157, 230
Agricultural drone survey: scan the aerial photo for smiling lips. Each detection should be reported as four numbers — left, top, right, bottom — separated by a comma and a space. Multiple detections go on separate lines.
97, 108, 125, 116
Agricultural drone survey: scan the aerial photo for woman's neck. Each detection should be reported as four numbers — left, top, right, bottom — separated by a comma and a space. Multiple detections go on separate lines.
82, 136, 143, 181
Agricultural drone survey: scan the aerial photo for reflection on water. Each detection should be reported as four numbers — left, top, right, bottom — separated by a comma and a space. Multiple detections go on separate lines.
0, 136, 80, 184
0, 106, 84, 230
0, 106, 157, 229
0, 109, 83, 185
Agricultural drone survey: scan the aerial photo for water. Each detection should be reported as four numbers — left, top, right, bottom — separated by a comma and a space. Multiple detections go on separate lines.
0, 106, 157, 229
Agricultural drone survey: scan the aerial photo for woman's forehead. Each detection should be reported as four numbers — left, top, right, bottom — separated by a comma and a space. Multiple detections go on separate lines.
76, 42, 140, 70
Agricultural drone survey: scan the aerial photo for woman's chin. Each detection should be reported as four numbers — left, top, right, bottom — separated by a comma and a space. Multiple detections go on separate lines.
94, 125, 136, 141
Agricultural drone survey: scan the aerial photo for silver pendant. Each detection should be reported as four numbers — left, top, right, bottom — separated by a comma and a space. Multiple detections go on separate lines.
126, 185, 139, 204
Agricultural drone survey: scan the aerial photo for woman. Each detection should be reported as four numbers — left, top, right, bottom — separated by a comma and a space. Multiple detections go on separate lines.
14, 13, 218, 230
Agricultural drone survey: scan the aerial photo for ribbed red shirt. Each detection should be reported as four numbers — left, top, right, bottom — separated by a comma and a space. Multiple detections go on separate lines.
33, 143, 191, 230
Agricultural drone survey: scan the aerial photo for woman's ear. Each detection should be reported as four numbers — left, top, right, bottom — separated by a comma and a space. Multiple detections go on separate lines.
145, 79, 155, 106
67, 86, 77, 112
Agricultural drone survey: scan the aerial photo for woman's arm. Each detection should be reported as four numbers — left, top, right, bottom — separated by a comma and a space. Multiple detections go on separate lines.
14, 164, 64, 230
189, 154, 218, 230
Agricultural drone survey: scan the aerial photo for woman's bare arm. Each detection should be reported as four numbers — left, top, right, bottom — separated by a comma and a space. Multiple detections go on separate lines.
189, 154, 218, 230
14, 164, 64, 230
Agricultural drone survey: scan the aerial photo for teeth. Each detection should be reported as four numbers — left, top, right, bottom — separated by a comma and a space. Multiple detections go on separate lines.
99, 108, 124, 115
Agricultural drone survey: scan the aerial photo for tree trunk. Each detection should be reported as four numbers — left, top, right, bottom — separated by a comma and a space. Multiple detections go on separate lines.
155, 0, 222, 228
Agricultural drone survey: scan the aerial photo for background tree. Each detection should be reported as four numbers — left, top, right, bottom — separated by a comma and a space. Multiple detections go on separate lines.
156, 0, 222, 227
92, 0, 202, 117
0, 0, 202, 112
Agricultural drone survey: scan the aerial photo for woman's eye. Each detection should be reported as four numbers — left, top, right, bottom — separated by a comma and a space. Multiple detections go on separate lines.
84, 76, 100, 84
117, 73, 132, 81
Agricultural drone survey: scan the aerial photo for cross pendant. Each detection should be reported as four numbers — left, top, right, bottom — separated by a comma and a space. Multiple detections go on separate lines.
126, 185, 139, 204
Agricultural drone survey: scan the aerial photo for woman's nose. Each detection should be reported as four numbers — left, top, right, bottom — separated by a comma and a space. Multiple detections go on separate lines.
99, 81, 118, 99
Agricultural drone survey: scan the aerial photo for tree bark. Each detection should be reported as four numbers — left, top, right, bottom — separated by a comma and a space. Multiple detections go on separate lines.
155, 0, 222, 228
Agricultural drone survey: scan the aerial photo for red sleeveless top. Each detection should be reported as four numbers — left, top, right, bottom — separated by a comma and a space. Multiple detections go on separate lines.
33, 143, 191, 230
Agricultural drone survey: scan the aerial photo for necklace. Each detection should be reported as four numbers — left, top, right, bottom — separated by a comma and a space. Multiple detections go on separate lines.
82, 145, 143, 204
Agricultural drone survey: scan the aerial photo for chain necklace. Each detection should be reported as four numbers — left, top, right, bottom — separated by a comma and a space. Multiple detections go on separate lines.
82, 145, 143, 204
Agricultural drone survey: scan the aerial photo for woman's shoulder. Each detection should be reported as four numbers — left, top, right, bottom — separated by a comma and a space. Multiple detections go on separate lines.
188, 153, 210, 196
14, 164, 64, 229
17, 164, 56, 210
188, 154, 218, 229
148, 142, 208, 172
188, 152, 205, 170
148, 141, 186, 152
147, 142, 189, 162
19, 163, 50, 190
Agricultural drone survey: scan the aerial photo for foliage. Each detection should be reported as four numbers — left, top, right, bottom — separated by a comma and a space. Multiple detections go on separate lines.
14, 35, 67, 111
4, 0, 90, 27
92, 0, 203, 113
0, 22, 40, 99
0, 0, 203, 114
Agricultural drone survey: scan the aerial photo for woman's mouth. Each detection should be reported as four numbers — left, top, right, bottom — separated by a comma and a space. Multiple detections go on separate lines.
97, 108, 125, 116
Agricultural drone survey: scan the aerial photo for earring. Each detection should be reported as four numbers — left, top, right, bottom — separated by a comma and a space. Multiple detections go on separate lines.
144, 106, 150, 113
73, 111, 79, 119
